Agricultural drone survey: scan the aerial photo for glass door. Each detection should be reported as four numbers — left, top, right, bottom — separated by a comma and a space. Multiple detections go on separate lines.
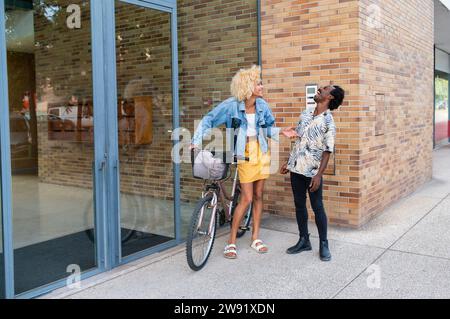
113, 0, 176, 258
435, 71, 449, 146
2, 0, 103, 295
0, 0, 178, 298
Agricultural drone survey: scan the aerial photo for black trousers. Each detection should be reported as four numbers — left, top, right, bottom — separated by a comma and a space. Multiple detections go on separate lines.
290, 172, 328, 241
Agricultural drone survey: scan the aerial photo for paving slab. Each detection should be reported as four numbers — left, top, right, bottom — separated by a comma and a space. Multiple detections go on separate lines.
413, 176, 450, 199
64, 228, 383, 299
335, 250, 450, 299
392, 199, 450, 259
261, 194, 443, 249
41, 146, 450, 299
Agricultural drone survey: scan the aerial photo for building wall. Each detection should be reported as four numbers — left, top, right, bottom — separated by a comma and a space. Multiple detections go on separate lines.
6, 51, 35, 113
34, 0, 94, 188
114, 3, 174, 199
31, 0, 434, 227
35, 1, 176, 198
260, 0, 434, 227
260, 0, 362, 226
358, 0, 434, 224
178, 0, 259, 203
33, 0, 259, 202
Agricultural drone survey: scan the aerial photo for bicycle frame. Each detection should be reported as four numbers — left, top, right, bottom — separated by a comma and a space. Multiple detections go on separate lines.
199, 190, 218, 236
198, 162, 240, 234
215, 164, 240, 221
227, 167, 239, 218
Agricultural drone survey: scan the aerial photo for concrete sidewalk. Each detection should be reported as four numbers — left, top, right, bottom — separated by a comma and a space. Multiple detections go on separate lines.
44, 145, 450, 299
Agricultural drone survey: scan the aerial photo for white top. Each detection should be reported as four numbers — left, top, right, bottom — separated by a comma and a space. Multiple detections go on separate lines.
246, 113, 257, 137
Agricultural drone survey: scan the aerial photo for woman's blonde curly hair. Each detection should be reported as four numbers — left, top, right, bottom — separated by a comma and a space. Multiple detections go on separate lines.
230, 65, 262, 102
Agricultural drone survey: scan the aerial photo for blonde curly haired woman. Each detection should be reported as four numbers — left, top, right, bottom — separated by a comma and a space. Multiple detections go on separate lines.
191, 65, 297, 259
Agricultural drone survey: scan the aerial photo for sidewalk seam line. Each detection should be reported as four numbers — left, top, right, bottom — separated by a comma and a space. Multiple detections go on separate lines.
386, 248, 450, 262
330, 196, 447, 299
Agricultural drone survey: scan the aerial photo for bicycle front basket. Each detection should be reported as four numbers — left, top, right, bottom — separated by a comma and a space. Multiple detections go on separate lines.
192, 150, 229, 181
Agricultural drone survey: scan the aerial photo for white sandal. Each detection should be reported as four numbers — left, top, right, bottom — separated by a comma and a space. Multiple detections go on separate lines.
251, 239, 268, 254
224, 244, 237, 259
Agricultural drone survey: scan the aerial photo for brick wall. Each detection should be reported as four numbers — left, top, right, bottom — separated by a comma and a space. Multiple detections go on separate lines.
260, 0, 434, 227
261, 0, 362, 226
115, 2, 174, 199
357, 0, 434, 225
34, 0, 94, 188
7, 52, 35, 112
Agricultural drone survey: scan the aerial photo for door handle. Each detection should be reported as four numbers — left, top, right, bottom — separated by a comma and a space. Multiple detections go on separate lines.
99, 153, 107, 171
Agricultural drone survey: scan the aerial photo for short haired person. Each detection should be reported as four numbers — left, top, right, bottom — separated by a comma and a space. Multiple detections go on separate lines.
281, 85, 345, 261
190, 65, 297, 259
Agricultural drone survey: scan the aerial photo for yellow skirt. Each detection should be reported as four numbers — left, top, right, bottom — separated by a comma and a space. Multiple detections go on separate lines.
238, 139, 271, 184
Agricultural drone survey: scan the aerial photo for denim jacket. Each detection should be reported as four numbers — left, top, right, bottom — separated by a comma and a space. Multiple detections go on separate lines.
191, 97, 280, 157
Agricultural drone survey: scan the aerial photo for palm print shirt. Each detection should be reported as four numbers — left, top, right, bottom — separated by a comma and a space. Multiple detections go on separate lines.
287, 108, 336, 178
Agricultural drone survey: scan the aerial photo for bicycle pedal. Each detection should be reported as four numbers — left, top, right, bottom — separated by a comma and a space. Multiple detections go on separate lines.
218, 209, 226, 226
239, 226, 251, 231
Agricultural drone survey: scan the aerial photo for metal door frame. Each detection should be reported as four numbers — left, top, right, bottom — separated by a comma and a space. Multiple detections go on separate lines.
102, 0, 180, 268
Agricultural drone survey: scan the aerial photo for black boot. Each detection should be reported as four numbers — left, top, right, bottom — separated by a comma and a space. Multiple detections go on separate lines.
286, 234, 312, 254
320, 240, 331, 261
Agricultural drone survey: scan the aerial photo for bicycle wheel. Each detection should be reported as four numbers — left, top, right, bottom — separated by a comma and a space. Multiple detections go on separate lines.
231, 187, 253, 238
119, 192, 139, 242
84, 199, 96, 243
84, 194, 138, 243
186, 193, 217, 271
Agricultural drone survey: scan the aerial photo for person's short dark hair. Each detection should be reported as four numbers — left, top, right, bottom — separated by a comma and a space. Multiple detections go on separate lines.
329, 86, 345, 111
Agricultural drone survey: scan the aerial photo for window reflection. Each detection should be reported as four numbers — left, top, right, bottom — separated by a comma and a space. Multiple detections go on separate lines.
435, 73, 449, 146
177, 0, 259, 238
5, 0, 97, 295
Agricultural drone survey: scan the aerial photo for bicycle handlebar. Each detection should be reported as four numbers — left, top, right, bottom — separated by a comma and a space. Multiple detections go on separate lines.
234, 155, 250, 162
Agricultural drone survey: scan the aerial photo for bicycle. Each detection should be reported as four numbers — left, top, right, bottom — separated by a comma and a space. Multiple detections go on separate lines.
186, 149, 252, 271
